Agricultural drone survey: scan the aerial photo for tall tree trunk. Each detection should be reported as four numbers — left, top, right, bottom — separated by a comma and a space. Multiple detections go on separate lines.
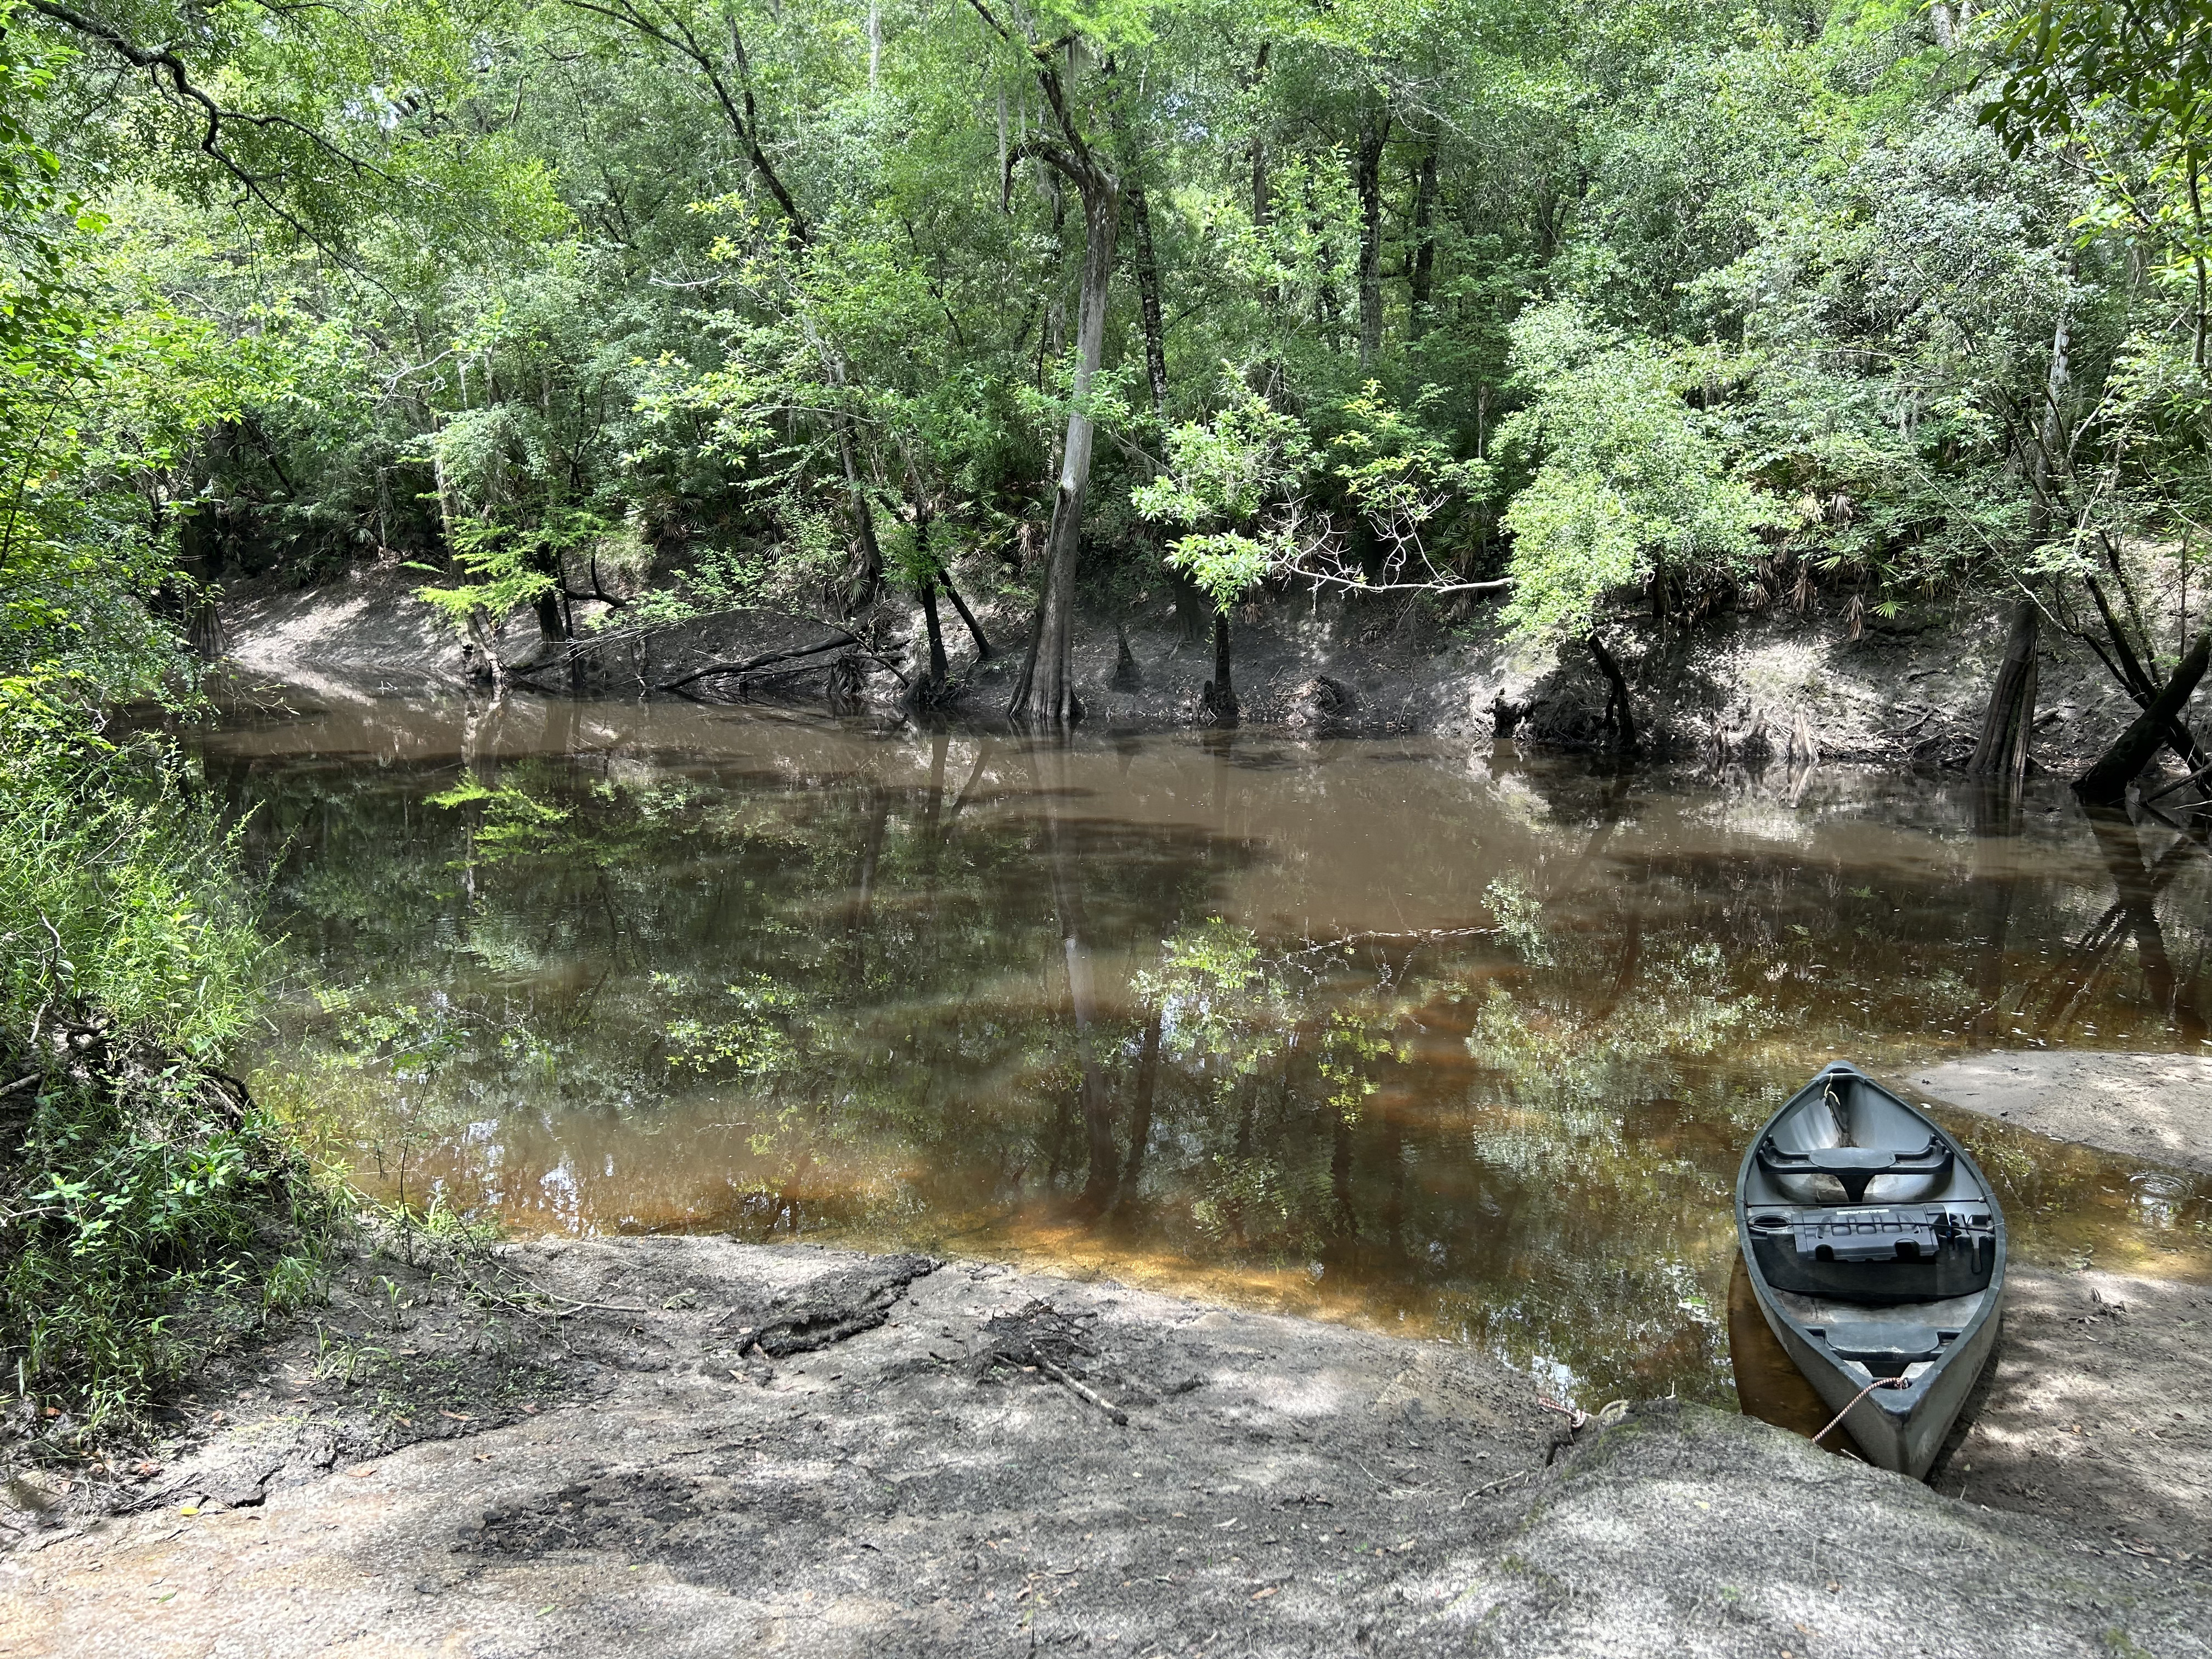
827, 360, 883, 618
915, 509, 949, 697
1408, 136, 1439, 340
920, 576, 948, 698
1128, 181, 1169, 420
1970, 601, 2039, 792
1009, 170, 1120, 726
2076, 628, 2212, 806
1356, 104, 1389, 374
2029, 294, 2072, 541
1246, 42, 1272, 274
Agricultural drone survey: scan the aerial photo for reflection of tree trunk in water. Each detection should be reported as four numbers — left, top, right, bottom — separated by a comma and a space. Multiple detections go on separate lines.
1581, 885, 1644, 1029
1206, 730, 1233, 843
943, 737, 995, 831
1331, 1098, 1357, 1240
1378, 1105, 1403, 1252
2084, 806, 2205, 1040
848, 783, 891, 986
1118, 1008, 1163, 1200
1227, 1068, 1259, 1246
1039, 754, 1118, 1214
1969, 786, 2021, 1040
1556, 769, 1633, 902
920, 729, 949, 855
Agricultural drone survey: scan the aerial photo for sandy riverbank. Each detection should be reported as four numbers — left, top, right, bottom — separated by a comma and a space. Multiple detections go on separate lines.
1911, 1051, 2212, 1176
1, 1235, 2203, 1658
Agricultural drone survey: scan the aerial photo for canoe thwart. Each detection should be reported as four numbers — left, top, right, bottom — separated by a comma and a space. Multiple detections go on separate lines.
1756, 1133, 1954, 1203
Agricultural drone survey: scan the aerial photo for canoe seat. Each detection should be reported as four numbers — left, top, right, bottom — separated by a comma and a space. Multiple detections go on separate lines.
1756, 1134, 1954, 1203
1809, 1322, 1956, 1379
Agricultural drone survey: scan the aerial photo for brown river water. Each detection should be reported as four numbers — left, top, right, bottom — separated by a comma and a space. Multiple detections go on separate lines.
193, 682, 2212, 1410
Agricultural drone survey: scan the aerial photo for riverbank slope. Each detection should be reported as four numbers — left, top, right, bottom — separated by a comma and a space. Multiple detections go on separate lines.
2, 1236, 2202, 1658
216, 565, 2151, 770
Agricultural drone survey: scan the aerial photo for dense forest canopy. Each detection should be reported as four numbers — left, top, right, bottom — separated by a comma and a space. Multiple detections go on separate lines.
2, 0, 2207, 725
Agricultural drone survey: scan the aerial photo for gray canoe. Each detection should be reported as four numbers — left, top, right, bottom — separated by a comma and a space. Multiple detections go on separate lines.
1734, 1061, 2006, 1479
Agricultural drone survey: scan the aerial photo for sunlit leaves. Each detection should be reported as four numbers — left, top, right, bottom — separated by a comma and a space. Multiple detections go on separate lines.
1496, 301, 1782, 644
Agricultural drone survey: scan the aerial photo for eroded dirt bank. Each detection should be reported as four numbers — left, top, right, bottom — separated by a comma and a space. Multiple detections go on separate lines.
1, 1238, 2203, 1658
215, 563, 2151, 769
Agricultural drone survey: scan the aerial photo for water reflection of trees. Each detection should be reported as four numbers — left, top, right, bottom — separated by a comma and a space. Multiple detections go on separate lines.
208, 714, 2212, 1404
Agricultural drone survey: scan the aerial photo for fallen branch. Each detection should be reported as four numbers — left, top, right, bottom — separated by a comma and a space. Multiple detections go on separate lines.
2076, 628, 2212, 806
657, 631, 858, 692
1009, 1351, 1127, 1426
1455, 1466, 1534, 1509
2140, 755, 2212, 805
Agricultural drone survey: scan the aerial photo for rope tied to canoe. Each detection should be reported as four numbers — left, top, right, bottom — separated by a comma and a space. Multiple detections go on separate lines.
1811, 1376, 1911, 1448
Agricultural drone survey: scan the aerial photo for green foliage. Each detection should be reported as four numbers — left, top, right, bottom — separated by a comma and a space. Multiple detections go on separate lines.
3, 1074, 327, 1441
1135, 381, 1318, 611
1496, 303, 1782, 644
0, 703, 319, 1441
660, 972, 802, 1076
0, 698, 267, 1057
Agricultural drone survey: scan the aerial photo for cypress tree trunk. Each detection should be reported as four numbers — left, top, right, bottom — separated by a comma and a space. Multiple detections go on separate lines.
1969, 601, 2040, 793
1111, 618, 1142, 690
1204, 611, 1238, 726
